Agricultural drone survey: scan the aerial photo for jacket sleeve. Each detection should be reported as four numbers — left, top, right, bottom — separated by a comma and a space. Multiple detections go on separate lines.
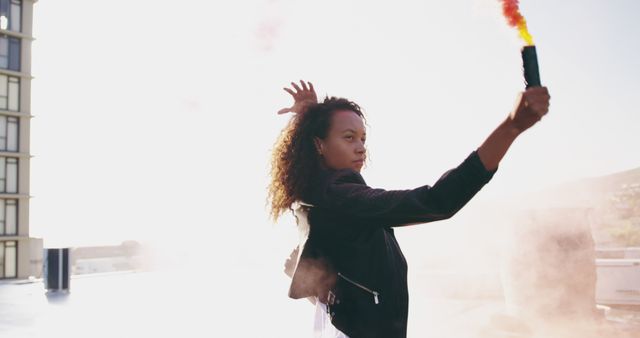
320, 150, 497, 227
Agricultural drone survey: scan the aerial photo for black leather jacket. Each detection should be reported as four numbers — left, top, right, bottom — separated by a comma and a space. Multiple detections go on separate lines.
289, 150, 497, 338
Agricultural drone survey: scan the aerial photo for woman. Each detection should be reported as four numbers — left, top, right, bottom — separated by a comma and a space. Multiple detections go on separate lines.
269, 80, 550, 338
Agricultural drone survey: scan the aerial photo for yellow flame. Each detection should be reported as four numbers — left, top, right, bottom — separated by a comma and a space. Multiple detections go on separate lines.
517, 19, 534, 46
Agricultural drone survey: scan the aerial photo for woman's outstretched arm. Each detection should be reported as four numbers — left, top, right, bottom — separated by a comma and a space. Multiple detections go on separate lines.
311, 87, 550, 227
477, 87, 551, 171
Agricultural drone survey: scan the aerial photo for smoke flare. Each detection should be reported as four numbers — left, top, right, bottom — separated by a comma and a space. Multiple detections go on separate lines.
500, 0, 534, 45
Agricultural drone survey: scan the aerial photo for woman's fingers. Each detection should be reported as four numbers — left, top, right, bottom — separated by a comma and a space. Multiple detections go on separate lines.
523, 87, 550, 117
286, 80, 314, 95
525, 87, 550, 104
279, 81, 316, 115
510, 87, 551, 131
277, 107, 292, 115
291, 82, 302, 93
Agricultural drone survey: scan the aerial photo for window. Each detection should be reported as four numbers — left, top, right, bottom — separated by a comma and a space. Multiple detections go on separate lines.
0, 240, 17, 278
0, 74, 20, 111
0, 115, 18, 151
0, 0, 20, 32
0, 34, 20, 71
0, 156, 17, 193
0, 198, 16, 235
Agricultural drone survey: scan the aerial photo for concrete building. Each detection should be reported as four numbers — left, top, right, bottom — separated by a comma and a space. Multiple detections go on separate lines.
0, 0, 41, 280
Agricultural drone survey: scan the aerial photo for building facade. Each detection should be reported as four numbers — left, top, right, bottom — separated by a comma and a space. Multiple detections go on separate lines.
0, 0, 40, 280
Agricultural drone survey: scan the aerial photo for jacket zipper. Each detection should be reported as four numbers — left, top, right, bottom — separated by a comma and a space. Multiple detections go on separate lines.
337, 272, 380, 304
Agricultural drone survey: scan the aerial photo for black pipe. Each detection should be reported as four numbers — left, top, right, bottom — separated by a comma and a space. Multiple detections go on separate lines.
521, 45, 541, 88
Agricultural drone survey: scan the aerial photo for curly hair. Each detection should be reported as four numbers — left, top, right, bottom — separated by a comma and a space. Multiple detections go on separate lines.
267, 96, 367, 222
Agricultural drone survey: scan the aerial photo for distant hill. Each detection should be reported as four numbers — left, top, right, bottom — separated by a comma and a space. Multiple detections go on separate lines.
480, 166, 640, 247
558, 166, 640, 197
495, 167, 640, 210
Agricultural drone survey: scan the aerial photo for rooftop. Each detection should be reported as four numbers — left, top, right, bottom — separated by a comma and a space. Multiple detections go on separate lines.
1, 266, 638, 337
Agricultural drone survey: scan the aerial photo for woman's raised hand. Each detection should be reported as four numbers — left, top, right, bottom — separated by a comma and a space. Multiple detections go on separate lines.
277, 80, 318, 115
509, 87, 551, 133
476, 87, 551, 171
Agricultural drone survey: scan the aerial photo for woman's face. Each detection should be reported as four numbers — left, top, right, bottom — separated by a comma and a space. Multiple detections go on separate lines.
315, 109, 367, 173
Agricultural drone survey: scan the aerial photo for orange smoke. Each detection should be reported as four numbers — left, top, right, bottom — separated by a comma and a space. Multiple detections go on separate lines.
500, 0, 534, 45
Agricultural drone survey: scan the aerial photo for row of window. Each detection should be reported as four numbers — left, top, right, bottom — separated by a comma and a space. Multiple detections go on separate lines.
0, 240, 17, 278
0, 0, 20, 279
0, 1, 23, 132
0, 0, 23, 90
0, 43, 22, 142
0, 72, 21, 153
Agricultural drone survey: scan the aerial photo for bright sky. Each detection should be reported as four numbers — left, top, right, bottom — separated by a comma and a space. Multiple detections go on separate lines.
29, 0, 639, 270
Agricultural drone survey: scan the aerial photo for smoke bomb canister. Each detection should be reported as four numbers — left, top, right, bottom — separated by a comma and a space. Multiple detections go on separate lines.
521, 45, 541, 88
